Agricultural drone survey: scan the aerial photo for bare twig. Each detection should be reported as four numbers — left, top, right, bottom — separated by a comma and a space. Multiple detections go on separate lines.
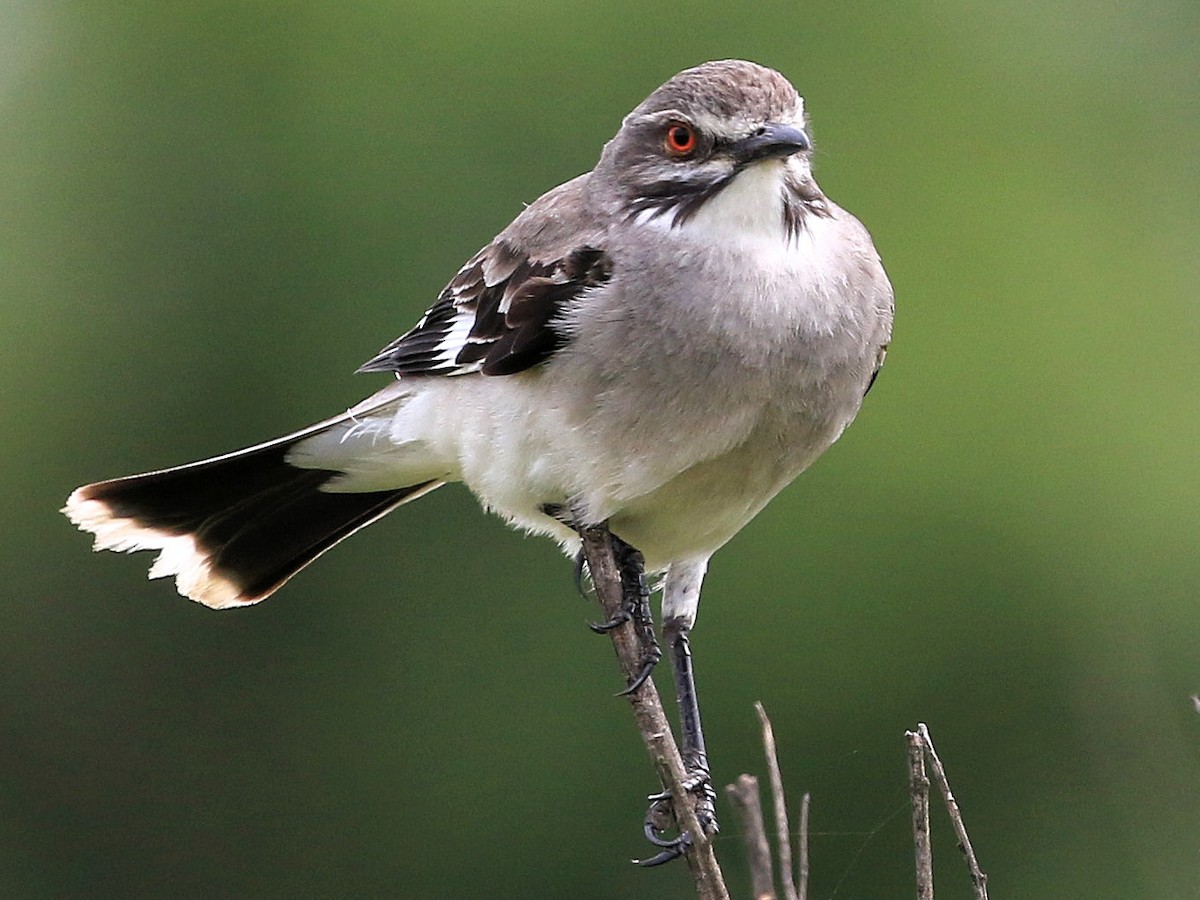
796, 792, 810, 900
724, 775, 775, 899
917, 723, 989, 900
578, 524, 729, 900
905, 730, 934, 900
755, 702, 798, 900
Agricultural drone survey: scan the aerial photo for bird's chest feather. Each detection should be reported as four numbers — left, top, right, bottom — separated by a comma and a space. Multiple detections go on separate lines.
617, 215, 872, 409
549, 218, 874, 506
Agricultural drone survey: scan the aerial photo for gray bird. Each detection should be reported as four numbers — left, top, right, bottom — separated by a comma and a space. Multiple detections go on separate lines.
64, 59, 893, 861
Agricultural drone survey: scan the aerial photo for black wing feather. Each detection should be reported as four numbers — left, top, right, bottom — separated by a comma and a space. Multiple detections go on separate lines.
358, 242, 612, 378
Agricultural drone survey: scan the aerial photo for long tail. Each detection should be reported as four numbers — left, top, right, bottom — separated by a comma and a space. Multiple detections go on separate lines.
63, 409, 443, 609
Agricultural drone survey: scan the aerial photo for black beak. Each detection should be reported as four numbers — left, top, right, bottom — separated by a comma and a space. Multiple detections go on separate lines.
731, 123, 811, 164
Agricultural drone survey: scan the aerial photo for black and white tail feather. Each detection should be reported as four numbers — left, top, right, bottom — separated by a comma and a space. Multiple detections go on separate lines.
62, 408, 443, 609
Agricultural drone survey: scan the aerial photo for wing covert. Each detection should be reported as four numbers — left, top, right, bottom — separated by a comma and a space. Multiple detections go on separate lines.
358, 242, 612, 378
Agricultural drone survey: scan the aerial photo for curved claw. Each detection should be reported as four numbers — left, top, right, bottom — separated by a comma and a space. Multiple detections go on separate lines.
643, 821, 686, 850
645, 781, 720, 837
634, 798, 691, 865
633, 844, 687, 867
588, 610, 631, 634
616, 654, 659, 696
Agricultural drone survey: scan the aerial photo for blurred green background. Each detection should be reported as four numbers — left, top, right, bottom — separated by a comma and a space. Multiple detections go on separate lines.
3, 1, 1198, 897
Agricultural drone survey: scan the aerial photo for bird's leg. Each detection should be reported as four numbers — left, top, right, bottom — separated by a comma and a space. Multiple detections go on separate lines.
662, 615, 718, 835
636, 558, 717, 846
588, 534, 661, 695
629, 560, 720, 864
574, 527, 710, 865
556, 509, 662, 693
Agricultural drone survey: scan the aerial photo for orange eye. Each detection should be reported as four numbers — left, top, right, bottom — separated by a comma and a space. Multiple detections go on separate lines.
664, 123, 697, 156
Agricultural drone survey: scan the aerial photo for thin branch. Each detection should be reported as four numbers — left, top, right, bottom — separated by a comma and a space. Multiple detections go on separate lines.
755, 702, 798, 900
724, 775, 776, 900
578, 524, 729, 900
796, 792, 810, 900
917, 723, 989, 900
906, 730, 934, 900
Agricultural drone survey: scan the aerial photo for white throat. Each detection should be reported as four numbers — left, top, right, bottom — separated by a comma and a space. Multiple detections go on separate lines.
680, 160, 790, 244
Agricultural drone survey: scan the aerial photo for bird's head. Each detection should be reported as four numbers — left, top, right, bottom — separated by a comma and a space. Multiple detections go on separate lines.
595, 60, 817, 237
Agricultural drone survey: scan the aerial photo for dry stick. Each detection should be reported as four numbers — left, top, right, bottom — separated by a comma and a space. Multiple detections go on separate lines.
755, 702, 799, 900
724, 775, 776, 900
905, 730, 934, 900
578, 525, 729, 900
917, 723, 989, 900
796, 792, 811, 900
